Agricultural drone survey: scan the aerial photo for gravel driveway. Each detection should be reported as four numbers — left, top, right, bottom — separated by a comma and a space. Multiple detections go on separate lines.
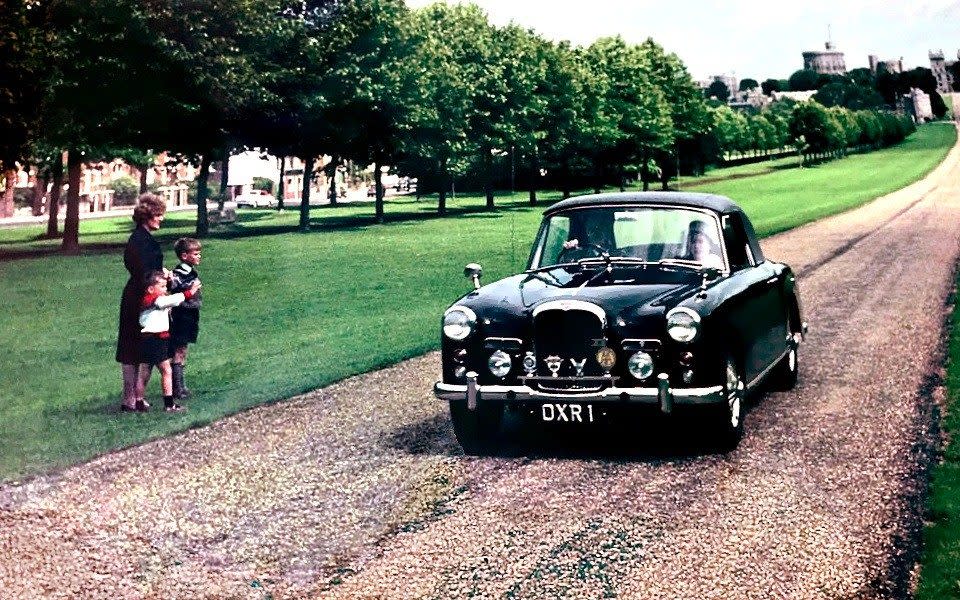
3, 128, 960, 599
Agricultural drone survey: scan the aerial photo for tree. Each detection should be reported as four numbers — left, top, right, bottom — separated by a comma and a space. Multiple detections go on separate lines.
761, 78, 781, 95
400, 3, 485, 215
636, 39, 711, 189
788, 69, 821, 91
581, 37, 672, 192
0, 1, 51, 218
705, 79, 730, 101
813, 81, 884, 110
789, 102, 842, 159
739, 78, 759, 91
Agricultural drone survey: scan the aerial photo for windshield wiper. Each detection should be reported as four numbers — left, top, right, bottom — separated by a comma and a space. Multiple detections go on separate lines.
656, 258, 704, 270
524, 263, 580, 274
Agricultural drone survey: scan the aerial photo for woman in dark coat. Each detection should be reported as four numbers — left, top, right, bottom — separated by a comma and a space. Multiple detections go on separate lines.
117, 193, 167, 410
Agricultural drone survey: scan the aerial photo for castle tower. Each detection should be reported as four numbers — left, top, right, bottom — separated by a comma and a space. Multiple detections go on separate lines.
930, 50, 955, 93
802, 40, 846, 75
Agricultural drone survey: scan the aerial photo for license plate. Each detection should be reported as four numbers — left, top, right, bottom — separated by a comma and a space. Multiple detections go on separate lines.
540, 403, 595, 423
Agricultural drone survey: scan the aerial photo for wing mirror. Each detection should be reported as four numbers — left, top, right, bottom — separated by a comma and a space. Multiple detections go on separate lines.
464, 263, 483, 290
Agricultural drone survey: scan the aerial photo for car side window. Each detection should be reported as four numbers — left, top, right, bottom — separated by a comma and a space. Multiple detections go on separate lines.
541, 216, 570, 265
723, 214, 753, 270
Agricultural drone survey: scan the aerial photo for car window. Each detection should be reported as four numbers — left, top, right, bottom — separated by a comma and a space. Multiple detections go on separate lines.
722, 213, 754, 270
534, 207, 726, 268
540, 215, 570, 265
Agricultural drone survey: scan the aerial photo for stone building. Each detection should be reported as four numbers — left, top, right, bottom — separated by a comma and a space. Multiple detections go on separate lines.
868, 55, 903, 75
899, 87, 933, 122
803, 41, 846, 75
929, 50, 958, 93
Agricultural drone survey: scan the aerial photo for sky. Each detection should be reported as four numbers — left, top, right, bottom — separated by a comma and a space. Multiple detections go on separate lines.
404, 0, 960, 82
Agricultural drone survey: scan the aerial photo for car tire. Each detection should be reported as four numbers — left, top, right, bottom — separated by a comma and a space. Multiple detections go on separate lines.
769, 345, 799, 391
711, 355, 745, 451
449, 400, 503, 455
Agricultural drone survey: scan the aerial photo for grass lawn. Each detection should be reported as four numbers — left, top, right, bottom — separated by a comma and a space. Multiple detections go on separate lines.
918, 269, 960, 599
0, 123, 955, 482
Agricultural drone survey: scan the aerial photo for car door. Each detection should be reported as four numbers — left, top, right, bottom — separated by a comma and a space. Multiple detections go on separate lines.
722, 213, 785, 384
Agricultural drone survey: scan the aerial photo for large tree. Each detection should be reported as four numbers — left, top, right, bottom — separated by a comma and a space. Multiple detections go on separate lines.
637, 38, 711, 189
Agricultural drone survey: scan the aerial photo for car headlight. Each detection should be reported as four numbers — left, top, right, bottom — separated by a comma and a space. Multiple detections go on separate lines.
627, 351, 654, 380
443, 306, 477, 340
666, 307, 700, 343
488, 350, 512, 378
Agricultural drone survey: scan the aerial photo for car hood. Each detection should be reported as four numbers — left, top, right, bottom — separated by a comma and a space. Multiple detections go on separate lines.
457, 267, 701, 334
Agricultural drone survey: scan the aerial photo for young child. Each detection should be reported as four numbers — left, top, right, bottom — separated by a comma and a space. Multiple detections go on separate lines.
134, 270, 200, 412
168, 238, 203, 400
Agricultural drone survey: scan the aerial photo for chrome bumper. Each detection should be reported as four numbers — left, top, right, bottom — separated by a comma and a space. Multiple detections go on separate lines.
434, 371, 725, 414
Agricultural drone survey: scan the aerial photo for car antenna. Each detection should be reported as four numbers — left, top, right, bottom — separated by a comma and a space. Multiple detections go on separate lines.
510, 198, 516, 270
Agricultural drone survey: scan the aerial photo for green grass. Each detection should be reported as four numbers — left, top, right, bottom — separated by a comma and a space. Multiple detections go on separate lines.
0, 123, 954, 482
918, 269, 960, 599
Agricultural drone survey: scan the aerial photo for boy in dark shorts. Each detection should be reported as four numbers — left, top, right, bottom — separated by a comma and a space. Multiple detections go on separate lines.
135, 270, 200, 412
169, 238, 203, 400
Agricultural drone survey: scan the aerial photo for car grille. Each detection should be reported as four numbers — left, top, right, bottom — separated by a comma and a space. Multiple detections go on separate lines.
533, 306, 606, 387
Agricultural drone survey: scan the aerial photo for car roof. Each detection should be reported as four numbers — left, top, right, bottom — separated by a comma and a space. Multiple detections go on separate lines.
544, 192, 742, 216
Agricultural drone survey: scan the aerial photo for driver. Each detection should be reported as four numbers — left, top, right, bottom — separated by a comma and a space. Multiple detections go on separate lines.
561, 211, 615, 259
683, 220, 724, 269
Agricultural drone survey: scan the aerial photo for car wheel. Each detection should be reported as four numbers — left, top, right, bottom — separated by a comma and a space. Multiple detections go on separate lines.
712, 356, 745, 450
769, 345, 799, 391
449, 400, 503, 455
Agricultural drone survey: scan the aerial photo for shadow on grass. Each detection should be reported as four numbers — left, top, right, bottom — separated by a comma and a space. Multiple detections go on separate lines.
384, 406, 733, 462
0, 199, 552, 261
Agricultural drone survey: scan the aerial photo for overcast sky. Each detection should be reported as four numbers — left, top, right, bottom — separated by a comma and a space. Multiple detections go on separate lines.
404, 0, 960, 81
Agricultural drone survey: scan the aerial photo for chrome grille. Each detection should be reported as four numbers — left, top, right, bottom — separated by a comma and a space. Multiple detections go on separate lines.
533, 304, 606, 384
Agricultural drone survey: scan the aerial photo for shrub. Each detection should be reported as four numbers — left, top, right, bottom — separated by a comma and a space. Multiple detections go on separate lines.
252, 177, 274, 193
109, 175, 139, 206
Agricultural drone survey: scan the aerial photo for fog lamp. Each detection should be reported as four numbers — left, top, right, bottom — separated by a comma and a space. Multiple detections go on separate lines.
596, 347, 617, 371
454, 366, 467, 379
627, 351, 654, 380
488, 350, 512, 378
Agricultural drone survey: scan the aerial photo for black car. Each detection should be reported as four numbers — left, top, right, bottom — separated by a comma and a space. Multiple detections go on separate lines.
434, 192, 807, 452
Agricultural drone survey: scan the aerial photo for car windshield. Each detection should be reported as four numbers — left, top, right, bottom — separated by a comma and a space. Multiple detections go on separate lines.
530, 206, 726, 270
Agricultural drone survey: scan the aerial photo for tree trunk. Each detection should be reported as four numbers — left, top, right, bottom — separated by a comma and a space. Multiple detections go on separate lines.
483, 146, 494, 210
641, 152, 650, 192
139, 161, 148, 194
618, 163, 626, 192
660, 156, 671, 191
561, 161, 571, 199
374, 158, 384, 224
46, 154, 63, 238
276, 156, 285, 210
593, 159, 602, 194
529, 147, 538, 205
300, 155, 313, 232
219, 154, 229, 195
438, 187, 446, 216
195, 153, 212, 237
32, 172, 48, 216
61, 151, 82, 255
216, 153, 228, 211
0, 168, 15, 218
327, 155, 338, 206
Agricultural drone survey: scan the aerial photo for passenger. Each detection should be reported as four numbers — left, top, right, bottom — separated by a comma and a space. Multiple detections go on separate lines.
683, 220, 724, 269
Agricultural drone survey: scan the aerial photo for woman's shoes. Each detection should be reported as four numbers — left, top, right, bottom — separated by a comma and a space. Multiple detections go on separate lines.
164, 403, 186, 413
120, 400, 149, 412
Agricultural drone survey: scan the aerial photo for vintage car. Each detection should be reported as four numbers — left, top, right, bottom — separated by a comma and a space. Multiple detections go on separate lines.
433, 192, 807, 453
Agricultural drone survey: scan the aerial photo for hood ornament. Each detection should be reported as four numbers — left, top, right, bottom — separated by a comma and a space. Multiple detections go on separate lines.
570, 358, 586, 377
546, 355, 562, 377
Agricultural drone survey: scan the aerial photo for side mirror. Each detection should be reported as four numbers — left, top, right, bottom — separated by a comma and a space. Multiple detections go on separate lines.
464, 263, 483, 290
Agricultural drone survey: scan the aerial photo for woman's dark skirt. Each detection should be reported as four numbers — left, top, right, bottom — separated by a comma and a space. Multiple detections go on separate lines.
115, 279, 142, 364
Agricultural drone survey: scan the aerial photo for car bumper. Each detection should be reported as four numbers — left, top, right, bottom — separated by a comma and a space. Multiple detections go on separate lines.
434, 372, 725, 414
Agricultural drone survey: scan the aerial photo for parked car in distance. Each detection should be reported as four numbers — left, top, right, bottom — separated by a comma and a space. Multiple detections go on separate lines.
235, 189, 274, 208
434, 192, 808, 454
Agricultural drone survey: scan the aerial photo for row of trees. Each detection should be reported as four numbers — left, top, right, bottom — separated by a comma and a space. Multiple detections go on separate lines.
711, 102, 916, 161
1, 0, 922, 254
